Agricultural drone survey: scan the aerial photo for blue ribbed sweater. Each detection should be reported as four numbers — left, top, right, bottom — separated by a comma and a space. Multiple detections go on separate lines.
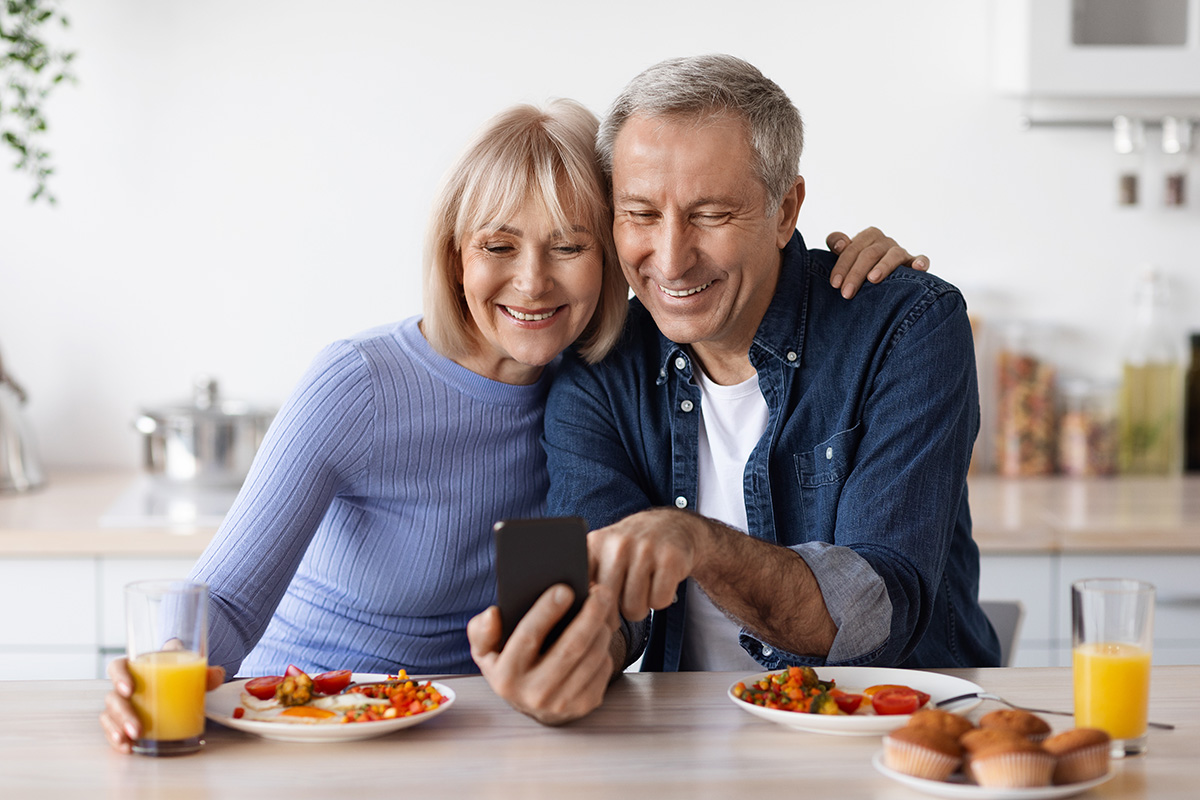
189, 317, 551, 677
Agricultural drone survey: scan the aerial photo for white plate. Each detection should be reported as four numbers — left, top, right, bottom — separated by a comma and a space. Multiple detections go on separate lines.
728, 667, 983, 736
205, 672, 456, 743
872, 752, 1115, 799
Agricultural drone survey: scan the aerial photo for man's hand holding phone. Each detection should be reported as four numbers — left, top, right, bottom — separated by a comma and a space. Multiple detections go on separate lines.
467, 517, 621, 726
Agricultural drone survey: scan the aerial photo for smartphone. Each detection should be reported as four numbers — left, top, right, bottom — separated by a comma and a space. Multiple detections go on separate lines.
493, 516, 589, 651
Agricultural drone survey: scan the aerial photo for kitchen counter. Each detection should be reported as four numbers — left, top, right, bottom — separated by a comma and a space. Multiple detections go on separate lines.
3, 470, 1199, 558
969, 474, 1200, 553
0, 470, 221, 556
1, 667, 1194, 798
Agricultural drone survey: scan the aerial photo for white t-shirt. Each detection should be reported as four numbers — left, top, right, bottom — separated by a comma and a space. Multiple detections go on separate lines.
679, 366, 770, 672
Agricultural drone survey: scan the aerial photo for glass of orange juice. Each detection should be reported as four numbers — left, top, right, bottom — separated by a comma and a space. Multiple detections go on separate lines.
1071, 578, 1155, 757
125, 580, 208, 756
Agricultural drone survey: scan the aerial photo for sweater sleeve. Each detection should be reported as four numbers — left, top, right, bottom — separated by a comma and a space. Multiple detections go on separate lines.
188, 340, 375, 675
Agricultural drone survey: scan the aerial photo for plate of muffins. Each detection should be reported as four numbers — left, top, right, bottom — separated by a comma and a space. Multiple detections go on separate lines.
874, 707, 1114, 798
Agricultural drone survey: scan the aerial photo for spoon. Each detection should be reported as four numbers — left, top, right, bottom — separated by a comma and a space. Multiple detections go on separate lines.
936, 691, 1175, 731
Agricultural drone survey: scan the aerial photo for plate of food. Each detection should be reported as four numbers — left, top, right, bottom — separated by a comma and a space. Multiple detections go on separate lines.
728, 666, 982, 736
872, 752, 1115, 799
205, 668, 455, 743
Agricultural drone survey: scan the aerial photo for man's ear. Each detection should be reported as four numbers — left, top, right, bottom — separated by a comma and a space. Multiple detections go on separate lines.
775, 176, 805, 249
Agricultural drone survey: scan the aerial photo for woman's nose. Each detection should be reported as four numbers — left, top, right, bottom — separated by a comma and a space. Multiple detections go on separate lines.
513, 251, 553, 298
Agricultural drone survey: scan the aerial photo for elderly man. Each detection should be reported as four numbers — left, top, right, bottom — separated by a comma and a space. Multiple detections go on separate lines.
471, 54, 999, 724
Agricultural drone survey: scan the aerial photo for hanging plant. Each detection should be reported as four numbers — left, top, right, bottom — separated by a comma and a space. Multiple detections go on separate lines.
0, 0, 76, 204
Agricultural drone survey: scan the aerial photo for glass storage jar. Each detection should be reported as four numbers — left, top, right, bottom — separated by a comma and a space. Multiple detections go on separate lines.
995, 322, 1058, 477
1058, 378, 1118, 477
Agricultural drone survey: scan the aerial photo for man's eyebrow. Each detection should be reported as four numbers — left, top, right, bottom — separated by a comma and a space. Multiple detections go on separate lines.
614, 191, 740, 209
613, 191, 653, 205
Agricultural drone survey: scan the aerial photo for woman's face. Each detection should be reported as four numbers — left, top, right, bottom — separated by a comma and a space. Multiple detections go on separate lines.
457, 201, 604, 385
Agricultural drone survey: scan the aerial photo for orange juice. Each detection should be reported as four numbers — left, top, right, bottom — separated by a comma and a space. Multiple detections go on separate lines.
129, 649, 208, 742
1073, 641, 1151, 740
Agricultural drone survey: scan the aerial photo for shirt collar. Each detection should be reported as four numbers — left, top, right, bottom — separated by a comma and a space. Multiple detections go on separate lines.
750, 229, 809, 370
652, 229, 810, 383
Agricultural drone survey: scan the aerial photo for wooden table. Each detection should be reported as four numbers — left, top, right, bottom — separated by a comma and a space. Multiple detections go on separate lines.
1, 667, 1195, 798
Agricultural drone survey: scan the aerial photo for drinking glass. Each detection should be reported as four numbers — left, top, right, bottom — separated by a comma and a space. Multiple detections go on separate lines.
1071, 578, 1155, 757
125, 580, 208, 756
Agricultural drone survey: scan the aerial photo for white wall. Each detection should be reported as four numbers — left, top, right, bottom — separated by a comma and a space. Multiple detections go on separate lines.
2, 0, 1198, 470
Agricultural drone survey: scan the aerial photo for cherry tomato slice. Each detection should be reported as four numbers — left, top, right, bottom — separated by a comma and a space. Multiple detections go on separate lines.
284, 664, 307, 678
244, 675, 284, 700
312, 669, 353, 695
871, 687, 922, 715
830, 689, 863, 714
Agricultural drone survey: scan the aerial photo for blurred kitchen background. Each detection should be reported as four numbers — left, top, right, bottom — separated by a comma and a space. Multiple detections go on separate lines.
2, 0, 1199, 475
4, 1, 1200, 678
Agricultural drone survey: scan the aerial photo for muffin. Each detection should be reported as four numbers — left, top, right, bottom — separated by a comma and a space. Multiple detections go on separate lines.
882, 726, 963, 781
979, 708, 1052, 742
1043, 728, 1112, 784
959, 727, 1029, 755
959, 728, 1034, 782
907, 708, 976, 740
969, 738, 1055, 789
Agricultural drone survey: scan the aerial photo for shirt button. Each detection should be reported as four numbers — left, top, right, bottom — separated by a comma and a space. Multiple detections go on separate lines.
674, 356, 687, 370
826, 447, 834, 460
786, 351, 798, 362
674, 496, 688, 509
762, 646, 774, 657
680, 400, 694, 413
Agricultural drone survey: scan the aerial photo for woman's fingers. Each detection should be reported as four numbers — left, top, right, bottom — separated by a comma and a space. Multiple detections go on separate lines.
827, 227, 929, 299
205, 665, 226, 692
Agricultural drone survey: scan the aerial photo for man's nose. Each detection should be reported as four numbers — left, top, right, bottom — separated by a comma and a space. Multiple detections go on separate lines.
653, 219, 697, 280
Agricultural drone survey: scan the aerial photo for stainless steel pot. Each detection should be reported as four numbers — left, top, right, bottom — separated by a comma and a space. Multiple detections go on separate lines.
135, 377, 274, 485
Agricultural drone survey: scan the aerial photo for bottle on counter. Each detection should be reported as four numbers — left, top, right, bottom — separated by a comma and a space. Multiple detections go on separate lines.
995, 322, 1058, 477
1186, 333, 1200, 472
1117, 266, 1185, 475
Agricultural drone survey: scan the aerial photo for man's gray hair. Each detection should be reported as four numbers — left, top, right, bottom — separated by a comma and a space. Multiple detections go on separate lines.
597, 54, 803, 210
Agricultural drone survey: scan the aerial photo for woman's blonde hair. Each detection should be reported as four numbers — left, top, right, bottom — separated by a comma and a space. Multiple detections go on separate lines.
423, 99, 626, 365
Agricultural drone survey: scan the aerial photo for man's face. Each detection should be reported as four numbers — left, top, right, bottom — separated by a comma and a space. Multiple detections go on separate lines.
610, 112, 801, 371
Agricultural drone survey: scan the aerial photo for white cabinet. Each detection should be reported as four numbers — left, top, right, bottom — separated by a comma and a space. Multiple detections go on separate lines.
0, 556, 197, 680
1058, 554, 1200, 666
993, 0, 1200, 97
978, 554, 1060, 667
980, 551, 1200, 667
0, 558, 97, 679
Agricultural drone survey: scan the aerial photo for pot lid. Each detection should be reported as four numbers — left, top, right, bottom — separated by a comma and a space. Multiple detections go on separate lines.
137, 376, 274, 424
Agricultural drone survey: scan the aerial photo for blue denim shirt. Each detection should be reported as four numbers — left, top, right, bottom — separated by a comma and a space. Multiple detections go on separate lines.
544, 230, 1001, 671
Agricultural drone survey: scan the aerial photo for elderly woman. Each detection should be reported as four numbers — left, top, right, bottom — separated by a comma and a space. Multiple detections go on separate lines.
100, 99, 923, 750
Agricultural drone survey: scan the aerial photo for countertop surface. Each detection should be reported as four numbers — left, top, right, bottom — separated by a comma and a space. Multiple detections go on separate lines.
2, 470, 1200, 557
1, 667, 1194, 798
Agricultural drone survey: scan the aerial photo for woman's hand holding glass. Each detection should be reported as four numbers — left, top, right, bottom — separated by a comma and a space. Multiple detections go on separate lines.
99, 656, 226, 754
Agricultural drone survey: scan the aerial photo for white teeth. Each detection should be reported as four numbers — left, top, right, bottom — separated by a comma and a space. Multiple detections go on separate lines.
505, 307, 556, 321
660, 282, 712, 298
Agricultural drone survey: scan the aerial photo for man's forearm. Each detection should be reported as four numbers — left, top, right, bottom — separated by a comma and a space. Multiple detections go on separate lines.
690, 516, 838, 658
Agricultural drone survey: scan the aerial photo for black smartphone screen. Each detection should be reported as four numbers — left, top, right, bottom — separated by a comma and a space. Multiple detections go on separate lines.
493, 516, 589, 651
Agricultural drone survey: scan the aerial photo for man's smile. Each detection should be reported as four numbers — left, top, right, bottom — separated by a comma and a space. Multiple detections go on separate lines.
658, 282, 713, 298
